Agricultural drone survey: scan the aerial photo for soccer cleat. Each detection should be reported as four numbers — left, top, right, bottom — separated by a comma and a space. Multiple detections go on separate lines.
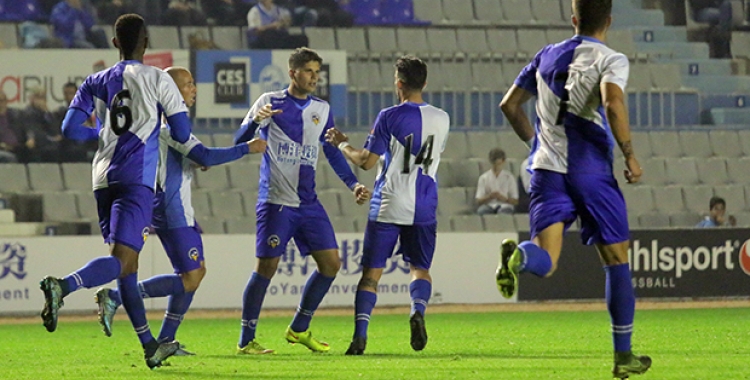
40, 276, 64, 332
345, 337, 367, 355
237, 340, 275, 355
612, 351, 652, 379
285, 326, 331, 352
145, 340, 181, 369
496, 239, 521, 299
409, 311, 428, 351
173, 344, 196, 356
94, 287, 118, 337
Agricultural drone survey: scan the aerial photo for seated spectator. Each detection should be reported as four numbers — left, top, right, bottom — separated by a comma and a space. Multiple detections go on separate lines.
162, 0, 207, 26
246, 0, 309, 49
0, 91, 27, 163
298, 0, 353, 27
689, 0, 733, 58
475, 148, 518, 215
276, 0, 319, 28
696, 196, 736, 227
53, 82, 97, 162
50, 0, 109, 49
23, 87, 62, 162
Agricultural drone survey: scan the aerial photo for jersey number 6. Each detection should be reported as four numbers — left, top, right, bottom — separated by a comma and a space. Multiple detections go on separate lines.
110, 90, 133, 136
402, 134, 435, 174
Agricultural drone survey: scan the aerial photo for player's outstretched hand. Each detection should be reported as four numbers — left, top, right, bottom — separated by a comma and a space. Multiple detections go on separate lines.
624, 156, 642, 184
248, 137, 267, 154
253, 104, 282, 123
353, 183, 371, 205
325, 128, 348, 147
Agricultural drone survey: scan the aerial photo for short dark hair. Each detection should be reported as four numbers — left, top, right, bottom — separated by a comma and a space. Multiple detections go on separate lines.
115, 14, 146, 57
288, 47, 322, 70
489, 148, 506, 162
710, 196, 726, 209
63, 82, 77, 90
573, 0, 612, 35
395, 55, 427, 91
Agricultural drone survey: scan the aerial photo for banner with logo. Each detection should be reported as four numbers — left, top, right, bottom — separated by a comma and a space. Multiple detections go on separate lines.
193, 50, 346, 120
0, 232, 516, 315
517, 229, 750, 300
0, 50, 189, 110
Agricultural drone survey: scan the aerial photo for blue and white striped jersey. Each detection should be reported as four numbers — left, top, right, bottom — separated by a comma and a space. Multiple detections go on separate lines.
70, 60, 189, 191
364, 102, 450, 225
153, 128, 202, 229
240, 90, 358, 207
515, 35, 629, 175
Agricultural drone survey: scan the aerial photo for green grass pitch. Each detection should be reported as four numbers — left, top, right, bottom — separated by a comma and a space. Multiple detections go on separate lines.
2, 307, 748, 379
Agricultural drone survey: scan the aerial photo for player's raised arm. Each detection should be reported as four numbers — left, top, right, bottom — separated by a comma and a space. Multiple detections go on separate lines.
235, 96, 281, 144
170, 134, 263, 168
325, 128, 379, 170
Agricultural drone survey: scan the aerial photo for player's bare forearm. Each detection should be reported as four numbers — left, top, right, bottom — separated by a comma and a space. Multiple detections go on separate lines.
500, 85, 535, 142
602, 82, 633, 158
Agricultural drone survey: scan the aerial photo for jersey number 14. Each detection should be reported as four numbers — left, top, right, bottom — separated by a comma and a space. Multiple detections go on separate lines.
402, 134, 434, 174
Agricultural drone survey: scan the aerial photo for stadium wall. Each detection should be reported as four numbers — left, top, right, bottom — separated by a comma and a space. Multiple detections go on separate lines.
0, 232, 516, 315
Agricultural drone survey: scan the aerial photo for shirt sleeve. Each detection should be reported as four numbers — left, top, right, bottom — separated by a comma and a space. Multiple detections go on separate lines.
247, 7, 261, 29
514, 46, 547, 95
69, 76, 96, 115
601, 52, 630, 92
363, 110, 389, 156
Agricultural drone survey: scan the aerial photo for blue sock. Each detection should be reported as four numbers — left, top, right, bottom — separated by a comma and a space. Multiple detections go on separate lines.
118, 272, 154, 347
353, 290, 377, 339
605, 263, 635, 353
290, 270, 335, 333
239, 272, 270, 348
409, 279, 431, 316
62, 256, 121, 295
158, 292, 195, 343
518, 241, 553, 277
108, 274, 185, 308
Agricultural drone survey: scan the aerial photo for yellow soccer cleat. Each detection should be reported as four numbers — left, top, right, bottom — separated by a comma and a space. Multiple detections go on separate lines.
285, 326, 331, 352
237, 340, 275, 355
496, 239, 521, 299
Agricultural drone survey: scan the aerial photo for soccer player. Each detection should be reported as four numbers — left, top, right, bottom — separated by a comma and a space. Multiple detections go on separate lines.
40, 14, 192, 369
325, 55, 450, 355
497, 1, 651, 378
93, 67, 267, 352
233, 47, 370, 354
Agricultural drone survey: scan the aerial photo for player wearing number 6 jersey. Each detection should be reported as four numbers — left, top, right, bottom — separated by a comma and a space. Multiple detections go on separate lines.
39, 14, 191, 369
326, 55, 450, 355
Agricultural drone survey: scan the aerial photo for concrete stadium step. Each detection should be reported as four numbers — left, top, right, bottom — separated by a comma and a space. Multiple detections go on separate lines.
611, 9, 665, 28
0, 222, 45, 237
655, 59, 735, 77
635, 42, 709, 59
628, 26, 688, 43
683, 75, 750, 93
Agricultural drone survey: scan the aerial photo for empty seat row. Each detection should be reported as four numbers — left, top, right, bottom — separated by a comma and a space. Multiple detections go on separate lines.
413, 0, 569, 26
614, 156, 750, 186
622, 184, 750, 216
617, 130, 750, 159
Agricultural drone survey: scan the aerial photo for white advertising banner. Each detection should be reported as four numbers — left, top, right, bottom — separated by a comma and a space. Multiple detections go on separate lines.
0, 49, 189, 109
0, 232, 516, 315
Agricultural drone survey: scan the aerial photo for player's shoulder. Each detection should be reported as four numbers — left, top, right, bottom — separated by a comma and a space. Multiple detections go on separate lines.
258, 89, 287, 104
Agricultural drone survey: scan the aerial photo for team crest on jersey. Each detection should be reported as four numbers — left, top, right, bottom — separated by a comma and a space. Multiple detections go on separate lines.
311, 112, 320, 125
268, 234, 280, 248
188, 247, 199, 261
142, 227, 150, 242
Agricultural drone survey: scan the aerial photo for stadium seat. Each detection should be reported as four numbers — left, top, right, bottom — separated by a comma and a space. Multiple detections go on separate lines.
546, 29, 571, 44
638, 213, 670, 228
466, 131, 500, 159
470, 61, 506, 90
630, 131, 652, 159
437, 214, 453, 231
682, 185, 714, 213
212, 133, 236, 147
0, 164, 30, 193
75, 192, 98, 221
737, 130, 750, 156
607, 30, 639, 59
627, 64, 652, 91
650, 64, 683, 91
649, 131, 682, 158
456, 28, 491, 57
330, 216, 357, 232
516, 29, 548, 56
396, 28, 429, 55
696, 158, 729, 185
452, 215, 484, 231
560, 0, 572, 19
486, 29, 520, 59
621, 185, 655, 215
194, 133, 213, 146
179, 26, 210, 49
198, 217, 225, 234
42, 192, 78, 222
348, 60, 369, 90
531, 0, 563, 23
191, 191, 212, 219
28, 163, 64, 192
210, 191, 245, 218
227, 162, 260, 191
210, 26, 242, 50
346, 131, 370, 148
669, 211, 701, 227
726, 157, 750, 185
438, 187, 470, 215
305, 27, 336, 50
473, 0, 502, 24
368, 28, 398, 56
426, 28, 459, 57
148, 26, 181, 49
442, 0, 476, 24
442, 60, 472, 90
482, 213, 515, 232
0, 23, 18, 48
497, 131, 530, 160
195, 166, 231, 190
225, 216, 256, 234
61, 163, 92, 192
500, 0, 534, 23
730, 31, 750, 60
450, 159, 481, 187
317, 190, 341, 217
713, 184, 747, 212
442, 131, 469, 159
353, 213, 369, 232
665, 157, 699, 185
512, 213, 530, 231
652, 185, 685, 214
336, 27, 368, 57
733, 211, 750, 227
502, 61, 527, 89
708, 130, 743, 158
316, 163, 337, 190
437, 159, 456, 187
412, 0, 444, 24
640, 157, 667, 186
678, 131, 712, 158
356, 166, 379, 188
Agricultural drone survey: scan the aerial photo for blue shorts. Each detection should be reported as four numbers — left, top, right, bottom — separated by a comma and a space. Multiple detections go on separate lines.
255, 201, 338, 258
528, 169, 629, 246
95, 185, 155, 252
362, 220, 437, 270
156, 225, 204, 274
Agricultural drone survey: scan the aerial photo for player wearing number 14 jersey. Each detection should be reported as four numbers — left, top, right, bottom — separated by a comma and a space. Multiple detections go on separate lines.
40, 14, 191, 369
326, 55, 450, 355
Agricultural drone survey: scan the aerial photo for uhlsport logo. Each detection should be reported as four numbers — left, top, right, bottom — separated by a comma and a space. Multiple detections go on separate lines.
0, 243, 27, 280
188, 247, 200, 262
268, 234, 280, 248
739, 239, 750, 276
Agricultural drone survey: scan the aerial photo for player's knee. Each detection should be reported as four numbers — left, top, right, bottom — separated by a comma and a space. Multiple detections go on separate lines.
358, 277, 378, 291
318, 259, 341, 277
256, 258, 279, 279
181, 267, 206, 292
115, 256, 139, 276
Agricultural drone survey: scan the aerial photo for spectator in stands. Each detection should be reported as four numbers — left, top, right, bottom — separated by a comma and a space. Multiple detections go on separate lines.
131, 0, 165, 26
695, 196, 736, 227
276, 0, 319, 28
0, 91, 27, 163
201, 0, 244, 25
688, 0, 733, 58
23, 87, 62, 162
284, 0, 353, 27
246, 0, 309, 49
53, 82, 96, 162
475, 148, 518, 215
92, 0, 136, 25
162, 0, 208, 26
50, 0, 109, 49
